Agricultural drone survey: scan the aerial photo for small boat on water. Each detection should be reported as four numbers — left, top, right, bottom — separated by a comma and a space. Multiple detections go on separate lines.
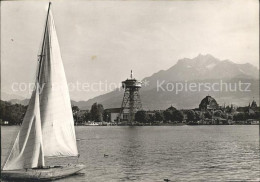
85, 122, 100, 126
1, 2, 85, 181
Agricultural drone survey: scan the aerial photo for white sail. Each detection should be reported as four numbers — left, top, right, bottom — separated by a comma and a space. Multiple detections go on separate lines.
38, 10, 78, 157
3, 87, 45, 170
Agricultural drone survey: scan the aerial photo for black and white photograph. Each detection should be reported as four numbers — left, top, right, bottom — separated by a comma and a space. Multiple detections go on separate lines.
0, 0, 259, 181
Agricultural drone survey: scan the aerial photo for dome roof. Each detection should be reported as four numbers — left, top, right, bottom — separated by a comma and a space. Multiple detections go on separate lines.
199, 96, 219, 110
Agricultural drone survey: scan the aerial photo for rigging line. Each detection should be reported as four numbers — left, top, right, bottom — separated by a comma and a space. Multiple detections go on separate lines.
37, 2, 51, 83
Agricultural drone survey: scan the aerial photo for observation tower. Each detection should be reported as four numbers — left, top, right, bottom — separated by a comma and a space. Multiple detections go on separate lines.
119, 70, 142, 124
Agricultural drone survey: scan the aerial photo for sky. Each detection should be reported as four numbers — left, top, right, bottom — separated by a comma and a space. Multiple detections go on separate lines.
1, 0, 259, 101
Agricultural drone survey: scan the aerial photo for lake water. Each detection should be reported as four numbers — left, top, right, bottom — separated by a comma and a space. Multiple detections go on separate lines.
1, 125, 260, 181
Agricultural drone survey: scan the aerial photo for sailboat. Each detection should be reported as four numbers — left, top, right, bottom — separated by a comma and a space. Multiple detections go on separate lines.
1, 2, 85, 181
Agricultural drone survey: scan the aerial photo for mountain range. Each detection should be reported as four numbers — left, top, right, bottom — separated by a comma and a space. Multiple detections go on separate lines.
2, 54, 259, 110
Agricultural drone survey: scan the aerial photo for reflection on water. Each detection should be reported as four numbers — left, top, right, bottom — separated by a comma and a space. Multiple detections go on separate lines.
1, 125, 259, 181
119, 127, 146, 181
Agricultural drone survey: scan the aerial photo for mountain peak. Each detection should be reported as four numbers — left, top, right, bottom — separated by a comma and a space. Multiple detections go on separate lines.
156, 54, 258, 84
196, 53, 216, 59
175, 54, 220, 69
193, 54, 220, 63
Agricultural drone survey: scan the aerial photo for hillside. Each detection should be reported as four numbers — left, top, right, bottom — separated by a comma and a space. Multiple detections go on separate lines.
3, 54, 259, 110
73, 54, 259, 110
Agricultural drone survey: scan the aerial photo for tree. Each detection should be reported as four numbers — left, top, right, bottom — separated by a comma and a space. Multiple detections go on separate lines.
172, 110, 184, 123
0, 101, 27, 125
255, 112, 260, 120
83, 112, 91, 122
213, 110, 222, 117
135, 110, 148, 123
195, 111, 202, 121
103, 110, 111, 122
198, 111, 205, 121
147, 114, 155, 123
163, 106, 185, 123
186, 110, 196, 122
221, 112, 228, 119
90, 103, 104, 122
204, 111, 212, 119
233, 112, 245, 121
227, 115, 233, 120
251, 112, 260, 120
72, 105, 80, 122
155, 111, 164, 122
163, 110, 172, 122
244, 112, 250, 120
72, 105, 80, 113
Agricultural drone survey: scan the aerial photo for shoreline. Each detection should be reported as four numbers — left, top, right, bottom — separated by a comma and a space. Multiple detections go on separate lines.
2, 124, 259, 126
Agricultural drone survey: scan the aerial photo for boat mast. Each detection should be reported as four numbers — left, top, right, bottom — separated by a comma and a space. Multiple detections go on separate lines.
37, 2, 51, 82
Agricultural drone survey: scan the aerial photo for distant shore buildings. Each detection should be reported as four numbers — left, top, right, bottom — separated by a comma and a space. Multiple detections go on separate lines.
105, 108, 121, 123
101, 95, 259, 125
1, 95, 259, 125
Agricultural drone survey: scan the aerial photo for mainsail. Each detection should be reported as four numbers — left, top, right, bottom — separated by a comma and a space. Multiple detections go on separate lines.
3, 87, 45, 170
3, 4, 78, 171
37, 7, 78, 157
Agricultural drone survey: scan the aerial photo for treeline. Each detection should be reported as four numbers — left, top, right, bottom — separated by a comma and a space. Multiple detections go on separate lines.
135, 106, 184, 124
135, 107, 260, 125
233, 112, 260, 121
0, 100, 106, 125
1, 100, 260, 125
0, 100, 27, 125
72, 103, 107, 124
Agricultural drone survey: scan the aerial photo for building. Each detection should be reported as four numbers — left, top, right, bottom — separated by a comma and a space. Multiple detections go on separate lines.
119, 70, 142, 123
222, 104, 236, 114
237, 99, 259, 115
251, 100, 258, 109
248, 100, 258, 114
199, 95, 219, 111
104, 108, 121, 122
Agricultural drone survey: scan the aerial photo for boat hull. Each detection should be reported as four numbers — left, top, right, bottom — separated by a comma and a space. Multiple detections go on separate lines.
1, 164, 85, 181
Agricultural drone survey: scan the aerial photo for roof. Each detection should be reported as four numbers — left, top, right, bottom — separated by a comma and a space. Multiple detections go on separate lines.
199, 95, 218, 110
105, 108, 121, 113
251, 100, 258, 108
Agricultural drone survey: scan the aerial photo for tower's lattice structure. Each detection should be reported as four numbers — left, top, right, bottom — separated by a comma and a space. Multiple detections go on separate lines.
119, 70, 142, 124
